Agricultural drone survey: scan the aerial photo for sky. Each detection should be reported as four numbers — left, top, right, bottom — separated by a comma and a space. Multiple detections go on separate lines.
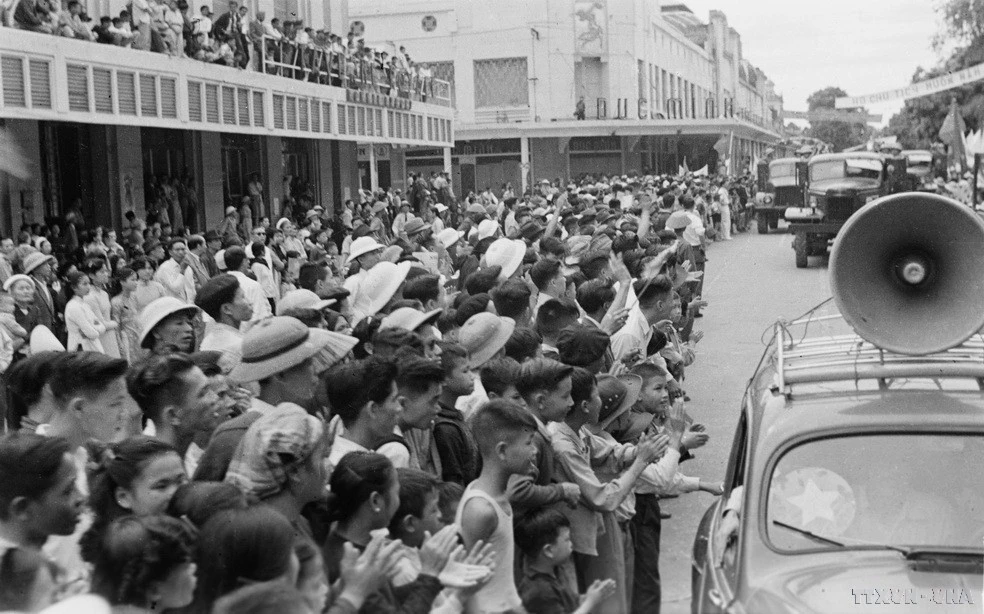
680, 0, 944, 127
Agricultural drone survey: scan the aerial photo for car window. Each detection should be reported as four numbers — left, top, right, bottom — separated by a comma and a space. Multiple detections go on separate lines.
810, 159, 881, 182
766, 433, 984, 552
770, 162, 796, 178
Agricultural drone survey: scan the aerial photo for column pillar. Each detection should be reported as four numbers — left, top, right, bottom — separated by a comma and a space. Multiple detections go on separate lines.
262, 136, 284, 218
520, 136, 530, 193
196, 132, 224, 230
368, 144, 379, 191
442, 147, 452, 175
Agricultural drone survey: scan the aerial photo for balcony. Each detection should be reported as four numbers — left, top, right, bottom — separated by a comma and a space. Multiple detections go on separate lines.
0, 28, 454, 147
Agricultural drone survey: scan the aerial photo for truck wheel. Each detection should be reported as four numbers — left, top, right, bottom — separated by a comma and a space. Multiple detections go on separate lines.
757, 211, 769, 234
794, 233, 809, 268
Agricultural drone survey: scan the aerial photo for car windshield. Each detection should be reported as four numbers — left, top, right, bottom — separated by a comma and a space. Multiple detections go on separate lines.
770, 162, 796, 178
767, 434, 984, 552
810, 159, 882, 182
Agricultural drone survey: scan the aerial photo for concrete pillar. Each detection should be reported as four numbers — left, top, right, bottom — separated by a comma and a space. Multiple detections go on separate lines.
262, 136, 283, 218
315, 139, 336, 214
368, 144, 379, 191
336, 141, 360, 203
0, 119, 42, 238
390, 149, 407, 192
520, 136, 530, 193
196, 132, 225, 230
442, 147, 452, 175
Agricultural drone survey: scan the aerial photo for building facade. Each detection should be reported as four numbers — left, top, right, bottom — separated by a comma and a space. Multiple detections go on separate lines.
350, 0, 784, 194
0, 27, 453, 237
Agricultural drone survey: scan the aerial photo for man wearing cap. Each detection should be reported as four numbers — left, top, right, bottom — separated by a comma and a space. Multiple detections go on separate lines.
217, 206, 240, 246
139, 297, 200, 355
454, 312, 516, 419
343, 235, 385, 303
224, 246, 273, 324
155, 238, 197, 303
195, 316, 336, 481
24, 252, 60, 340
197, 274, 254, 373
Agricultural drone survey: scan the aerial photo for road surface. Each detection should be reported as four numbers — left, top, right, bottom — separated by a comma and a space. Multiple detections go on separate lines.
659, 224, 832, 614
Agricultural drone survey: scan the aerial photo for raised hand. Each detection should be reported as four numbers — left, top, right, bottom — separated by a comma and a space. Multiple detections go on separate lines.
419, 524, 460, 577
583, 579, 617, 610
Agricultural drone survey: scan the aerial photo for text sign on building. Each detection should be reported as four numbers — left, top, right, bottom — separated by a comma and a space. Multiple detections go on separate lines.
346, 89, 413, 111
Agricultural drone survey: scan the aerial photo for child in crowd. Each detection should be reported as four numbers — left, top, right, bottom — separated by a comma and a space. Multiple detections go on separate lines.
480, 357, 526, 406
434, 343, 480, 486
509, 358, 581, 515
549, 370, 665, 614
456, 399, 538, 614
515, 508, 616, 614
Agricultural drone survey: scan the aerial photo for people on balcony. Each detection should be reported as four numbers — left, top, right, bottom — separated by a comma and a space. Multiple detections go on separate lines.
3, 3, 446, 104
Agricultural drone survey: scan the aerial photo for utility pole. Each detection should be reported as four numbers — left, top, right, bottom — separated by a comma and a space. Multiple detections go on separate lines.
529, 28, 539, 189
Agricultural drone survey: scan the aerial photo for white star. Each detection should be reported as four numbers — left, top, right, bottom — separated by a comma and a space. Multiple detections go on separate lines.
786, 479, 840, 528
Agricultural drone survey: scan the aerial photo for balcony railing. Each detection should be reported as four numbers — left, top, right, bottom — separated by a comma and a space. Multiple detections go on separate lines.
258, 37, 452, 108
0, 28, 454, 146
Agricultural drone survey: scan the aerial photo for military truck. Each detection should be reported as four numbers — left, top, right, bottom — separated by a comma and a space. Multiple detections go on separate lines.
754, 158, 807, 234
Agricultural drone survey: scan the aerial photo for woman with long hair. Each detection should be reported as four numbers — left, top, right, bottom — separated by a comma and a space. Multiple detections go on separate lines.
111, 267, 142, 362
64, 270, 116, 352
80, 436, 187, 565
90, 515, 197, 613
83, 259, 121, 358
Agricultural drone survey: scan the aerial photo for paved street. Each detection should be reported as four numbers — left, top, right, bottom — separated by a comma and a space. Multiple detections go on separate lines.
658, 224, 832, 614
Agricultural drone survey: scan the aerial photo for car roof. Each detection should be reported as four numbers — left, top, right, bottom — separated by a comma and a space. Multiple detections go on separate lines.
745, 306, 984, 448
769, 157, 800, 165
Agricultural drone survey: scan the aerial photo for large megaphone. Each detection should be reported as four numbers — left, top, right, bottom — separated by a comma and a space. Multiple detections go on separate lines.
830, 192, 984, 355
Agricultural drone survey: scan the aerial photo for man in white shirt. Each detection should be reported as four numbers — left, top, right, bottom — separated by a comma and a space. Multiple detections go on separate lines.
222, 246, 272, 325
343, 235, 385, 308
196, 274, 254, 374
192, 5, 212, 40
392, 201, 415, 237
717, 179, 732, 240
155, 238, 196, 303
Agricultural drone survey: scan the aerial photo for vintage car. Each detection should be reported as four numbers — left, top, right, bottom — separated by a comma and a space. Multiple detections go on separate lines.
784, 152, 909, 268
901, 149, 936, 192
754, 158, 806, 234
691, 193, 984, 613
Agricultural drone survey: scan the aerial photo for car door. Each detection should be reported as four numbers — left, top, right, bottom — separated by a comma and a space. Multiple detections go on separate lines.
697, 400, 750, 613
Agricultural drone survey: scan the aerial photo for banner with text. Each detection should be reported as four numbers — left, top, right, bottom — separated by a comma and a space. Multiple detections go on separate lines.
835, 63, 984, 108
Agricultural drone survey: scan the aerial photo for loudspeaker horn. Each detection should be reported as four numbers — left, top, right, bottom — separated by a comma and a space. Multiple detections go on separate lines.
829, 192, 984, 355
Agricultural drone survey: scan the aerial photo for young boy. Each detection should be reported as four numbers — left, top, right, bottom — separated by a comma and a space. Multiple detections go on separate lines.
550, 370, 664, 613
515, 508, 615, 614
389, 468, 445, 587
480, 357, 525, 406
434, 343, 480, 486
623, 361, 721, 613
457, 399, 538, 614
509, 358, 581, 514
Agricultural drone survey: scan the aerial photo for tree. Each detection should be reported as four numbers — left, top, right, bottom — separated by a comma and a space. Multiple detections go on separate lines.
885, 0, 984, 148
804, 87, 873, 152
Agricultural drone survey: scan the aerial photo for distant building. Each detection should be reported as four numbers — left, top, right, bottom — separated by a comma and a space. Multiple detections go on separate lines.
351, 0, 784, 193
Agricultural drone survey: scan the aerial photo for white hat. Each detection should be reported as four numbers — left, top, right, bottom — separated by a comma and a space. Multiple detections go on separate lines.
346, 236, 386, 264
477, 219, 499, 241
458, 313, 515, 368
21, 252, 54, 275
276, 217, 292, 230
276, 289, 337, 315
434, 203, 449, 214
437, 228, 461, 249
351, 261, 412, 319
484, 238, 525, 281
214, 249, 226, 271
29, 325, 64, 353
3, 274, 33, 292
380, 307, 442, 332
138, 297, 201, 349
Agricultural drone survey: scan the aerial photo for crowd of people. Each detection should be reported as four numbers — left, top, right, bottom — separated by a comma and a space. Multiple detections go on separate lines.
0, 169, 752, 614
1, 0, 440, 99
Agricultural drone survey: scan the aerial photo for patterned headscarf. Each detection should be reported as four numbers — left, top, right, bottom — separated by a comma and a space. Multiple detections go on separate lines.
225, 403, 324, 500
